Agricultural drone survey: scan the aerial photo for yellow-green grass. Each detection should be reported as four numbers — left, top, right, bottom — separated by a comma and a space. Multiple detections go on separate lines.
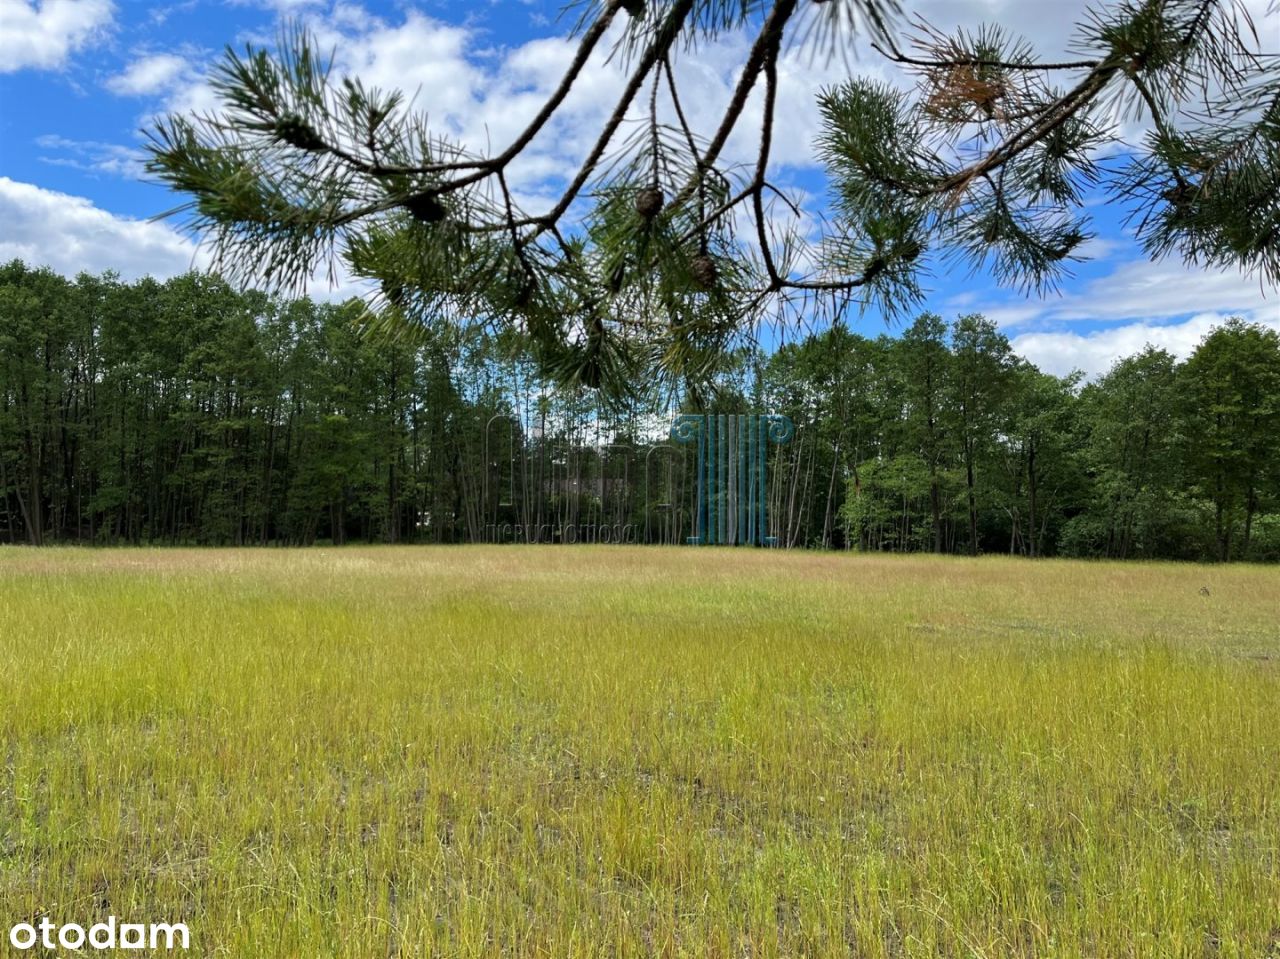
1, 547, 1277, 958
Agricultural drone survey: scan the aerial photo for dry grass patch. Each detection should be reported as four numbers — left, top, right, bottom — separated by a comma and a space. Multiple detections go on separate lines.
1, 546, 1277, 957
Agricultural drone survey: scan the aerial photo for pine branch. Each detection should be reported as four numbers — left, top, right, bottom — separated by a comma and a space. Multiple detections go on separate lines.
143, 0, 1279, 397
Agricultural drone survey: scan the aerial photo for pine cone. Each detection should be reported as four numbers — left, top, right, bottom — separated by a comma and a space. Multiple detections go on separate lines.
1162, 183, 1195, 208
273, 115, 326, 152
513, 276, 536, 308
607, 261, 626, 294
403, 192, 446, 223
382, 282, 407, 308
690, 254, 718, 289
635, 187, 665, 219
621, 0, 645, 16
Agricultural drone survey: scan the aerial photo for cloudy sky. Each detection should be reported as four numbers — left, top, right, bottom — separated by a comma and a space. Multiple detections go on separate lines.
0, 0, 1275, 377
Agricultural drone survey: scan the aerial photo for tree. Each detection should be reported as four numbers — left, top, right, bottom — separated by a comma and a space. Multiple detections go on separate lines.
840, 451, 932, 551
6, 259, 1280, 559
0, 266, 66, 544
144, 0, 1279, 396
1181, 318, 1280, 560
1075, 347, 1184, 558
1000, 362, 1083, 557
894, 313, 953, 552
947, 313, 1017, 555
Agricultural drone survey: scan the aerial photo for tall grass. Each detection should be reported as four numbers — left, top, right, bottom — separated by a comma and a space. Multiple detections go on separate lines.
1, 547, 1277, 957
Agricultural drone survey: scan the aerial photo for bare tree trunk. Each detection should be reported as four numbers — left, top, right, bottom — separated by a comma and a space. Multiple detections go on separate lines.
1243, 484, 1257, 556
821, 443, 840, 549
929, 474, 942, 553
965, 438, 978, 556
1027, 439, 1038, 558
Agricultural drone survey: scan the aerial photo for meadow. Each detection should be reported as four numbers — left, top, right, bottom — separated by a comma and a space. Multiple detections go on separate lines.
0, 546, 1277, 958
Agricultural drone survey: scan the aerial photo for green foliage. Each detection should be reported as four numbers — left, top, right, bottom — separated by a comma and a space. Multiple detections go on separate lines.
1074, 346, 1185, 557
3, 258, 1279, 560
1180, 318, 1280, 560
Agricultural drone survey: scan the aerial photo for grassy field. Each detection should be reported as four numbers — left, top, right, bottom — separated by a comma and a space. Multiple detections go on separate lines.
0, 547, 1277, 958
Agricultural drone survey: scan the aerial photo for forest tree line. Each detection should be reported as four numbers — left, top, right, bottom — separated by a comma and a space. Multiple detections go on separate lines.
2, 260, 1279, 560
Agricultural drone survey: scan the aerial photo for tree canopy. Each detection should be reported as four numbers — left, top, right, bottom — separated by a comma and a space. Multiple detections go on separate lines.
5, 259, 1280, 559
146, 0, 1279, 396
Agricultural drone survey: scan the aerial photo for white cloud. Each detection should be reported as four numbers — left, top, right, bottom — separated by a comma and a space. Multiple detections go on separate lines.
0, 176, 200, 279
146, 1, 197, 28
35, 133, 144, 177
0, 177, 372, 301
0, 0, 113, 73
1012, 308, 1280, 379
971, 255, 1276, 332
972, 254, 1277, 377
1051, 259, 1276, 324
106, 52, 189, 96
230, 0, 325, 11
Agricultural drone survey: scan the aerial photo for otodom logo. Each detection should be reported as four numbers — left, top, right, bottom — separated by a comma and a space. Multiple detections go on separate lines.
9, 917, 189, 952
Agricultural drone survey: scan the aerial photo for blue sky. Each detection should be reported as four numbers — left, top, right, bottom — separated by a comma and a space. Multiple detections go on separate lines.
0, 0, 1275, 377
